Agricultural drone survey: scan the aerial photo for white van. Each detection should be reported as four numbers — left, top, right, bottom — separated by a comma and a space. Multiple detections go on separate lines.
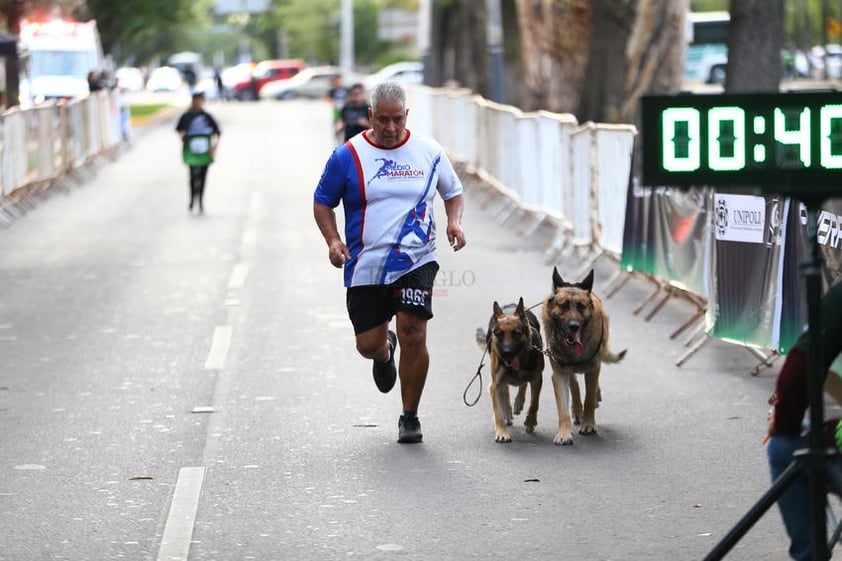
684, 11, 729, 84
19, 19, 106, 105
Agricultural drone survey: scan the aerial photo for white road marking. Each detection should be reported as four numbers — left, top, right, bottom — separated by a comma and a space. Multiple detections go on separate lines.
204, 326, 232, 370
156, 466, 206, 561
227, 263, 250, 290
13, 464, 45, 470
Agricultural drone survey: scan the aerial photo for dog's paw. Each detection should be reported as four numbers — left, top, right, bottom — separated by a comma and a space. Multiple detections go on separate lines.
524, 423, 536, 434
578, 424, 598, 436
513, 406, 523, 416
495, 432, 512, 443
553, 433, 574, 446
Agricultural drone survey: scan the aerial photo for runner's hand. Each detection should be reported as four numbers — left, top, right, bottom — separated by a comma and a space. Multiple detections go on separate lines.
328, 240, 350, 268
447, 222, 466, 251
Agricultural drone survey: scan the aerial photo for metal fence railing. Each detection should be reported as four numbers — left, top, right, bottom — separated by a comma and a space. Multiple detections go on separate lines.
0, 90, 121, 207
407, 85, 636, 263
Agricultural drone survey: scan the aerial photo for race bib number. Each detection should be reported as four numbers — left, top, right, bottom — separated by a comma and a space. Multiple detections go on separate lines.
188, 136, 210, 154
400, 288, 430, 307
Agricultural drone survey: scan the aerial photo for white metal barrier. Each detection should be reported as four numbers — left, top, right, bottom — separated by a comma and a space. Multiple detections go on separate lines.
594, 124, 636, 256
408, 85, 637, 262
536, 111, 577, 223
0, 90, 121, 204
570, 123, 595, 248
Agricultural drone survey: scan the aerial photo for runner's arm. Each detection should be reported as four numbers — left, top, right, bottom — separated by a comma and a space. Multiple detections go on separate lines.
314, 201, 350, 268
444, 194, 466, 251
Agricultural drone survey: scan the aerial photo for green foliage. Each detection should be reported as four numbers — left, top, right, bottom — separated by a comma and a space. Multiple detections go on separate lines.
691, 0, 842, 48
354, 0, 388, 67
78, 0, 215, 64
270, 0, 340, 63
20, 0, 420, 69
690, 0, 728, 11
261, 0, 405, 66
129, 103, 168, 118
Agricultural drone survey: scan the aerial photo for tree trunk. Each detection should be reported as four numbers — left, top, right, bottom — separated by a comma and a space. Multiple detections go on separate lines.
452, 0, 488, 94
621, 0, 689, 123
726, 0, 784, 92
3, 0, 24, 108
426, 0, 449, 87
514, 0, 591, 113
577, 0, 635, 123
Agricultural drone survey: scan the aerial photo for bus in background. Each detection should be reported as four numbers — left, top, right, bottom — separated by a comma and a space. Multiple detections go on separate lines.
19, 18, 107, 106
684, 10, 729, 84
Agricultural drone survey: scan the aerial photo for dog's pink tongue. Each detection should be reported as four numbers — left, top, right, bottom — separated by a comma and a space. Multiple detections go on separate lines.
574, 332, 585, 357
511, 356, 521, 371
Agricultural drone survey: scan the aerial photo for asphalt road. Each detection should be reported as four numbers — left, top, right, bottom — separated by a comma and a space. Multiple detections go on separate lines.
0, 97, 802, 561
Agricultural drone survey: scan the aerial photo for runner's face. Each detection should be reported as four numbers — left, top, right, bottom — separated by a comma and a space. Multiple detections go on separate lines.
369, 99, 407, 148
349, 87, 364, 103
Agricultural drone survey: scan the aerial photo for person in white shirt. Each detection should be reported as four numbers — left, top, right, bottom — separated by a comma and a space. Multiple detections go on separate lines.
313, 82, 466, 443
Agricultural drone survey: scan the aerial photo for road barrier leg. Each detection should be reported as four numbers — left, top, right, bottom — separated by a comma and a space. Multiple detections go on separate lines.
670, 307, 706, 340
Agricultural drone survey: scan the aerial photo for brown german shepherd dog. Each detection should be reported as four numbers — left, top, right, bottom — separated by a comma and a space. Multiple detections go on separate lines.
542, 267, 626, 445
482, 297, 545, 443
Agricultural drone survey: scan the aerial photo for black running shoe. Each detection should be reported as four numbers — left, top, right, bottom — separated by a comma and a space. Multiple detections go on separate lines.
372, 330, 397, 393
398, 414, 423, 443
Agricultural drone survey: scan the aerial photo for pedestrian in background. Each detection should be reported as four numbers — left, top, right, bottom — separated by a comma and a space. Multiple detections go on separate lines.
336, 83, 370, 142
313, 81, 466, 444
114, 77, 131, 142
214, 66, 226, 101
766, 280, 842, 561
326, 74, 347, 139
87, 70, 104, 93
175, 91, 221, 214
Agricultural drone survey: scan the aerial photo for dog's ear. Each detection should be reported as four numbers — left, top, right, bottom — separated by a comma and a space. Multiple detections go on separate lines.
515, 297, 525, 317
493, 301, 504, 317
579, 269, 594, 293
552, 266, 566, 290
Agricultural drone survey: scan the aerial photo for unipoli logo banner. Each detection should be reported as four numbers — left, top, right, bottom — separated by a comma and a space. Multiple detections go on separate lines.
707, 192, 785, 350
713, 193, 766, 244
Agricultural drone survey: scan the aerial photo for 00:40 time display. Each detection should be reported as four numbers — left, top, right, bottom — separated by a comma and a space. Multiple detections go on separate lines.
662, 105, 842, 172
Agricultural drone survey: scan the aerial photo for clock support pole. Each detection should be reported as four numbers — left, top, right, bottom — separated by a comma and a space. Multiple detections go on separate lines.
704, 196, 837, 561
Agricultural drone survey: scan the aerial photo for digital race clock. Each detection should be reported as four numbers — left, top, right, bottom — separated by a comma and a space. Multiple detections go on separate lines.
641, 91, 842, 196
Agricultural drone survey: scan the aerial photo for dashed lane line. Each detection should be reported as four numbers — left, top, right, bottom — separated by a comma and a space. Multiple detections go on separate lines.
156, 466, 206, 561
204, 325, 232, 371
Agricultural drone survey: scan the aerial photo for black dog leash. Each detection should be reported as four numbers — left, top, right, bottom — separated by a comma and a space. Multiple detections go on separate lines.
463, 344, 488, 407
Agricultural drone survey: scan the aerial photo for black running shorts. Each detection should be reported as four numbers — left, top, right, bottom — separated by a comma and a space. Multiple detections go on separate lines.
346, 261, 439, 335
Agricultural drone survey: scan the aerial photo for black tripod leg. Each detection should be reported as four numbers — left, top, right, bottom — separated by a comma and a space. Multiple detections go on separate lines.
824, 459, 842, 552
703, 458, 805, 561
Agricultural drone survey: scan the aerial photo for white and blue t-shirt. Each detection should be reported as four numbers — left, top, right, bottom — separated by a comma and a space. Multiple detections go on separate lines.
314, 130, 463, 287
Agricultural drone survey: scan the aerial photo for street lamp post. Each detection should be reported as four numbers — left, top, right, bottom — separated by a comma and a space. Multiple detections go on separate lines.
486, 0, 504, 103
340, 0, 354, 70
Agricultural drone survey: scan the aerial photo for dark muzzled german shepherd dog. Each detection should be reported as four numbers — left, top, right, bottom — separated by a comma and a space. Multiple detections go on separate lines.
482, 297, 545, 443
542, 267, 626, 446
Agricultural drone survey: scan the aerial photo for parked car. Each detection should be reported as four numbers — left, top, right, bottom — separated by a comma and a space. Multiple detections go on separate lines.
260, 66, 365, 100
363, 61, 423, 90
807, 45, 842, 79
232, 59, 306, 100
115, 66, 144, 92
220, 62, 254, 99
146, 66, 183, 92
825, 44, 842, 79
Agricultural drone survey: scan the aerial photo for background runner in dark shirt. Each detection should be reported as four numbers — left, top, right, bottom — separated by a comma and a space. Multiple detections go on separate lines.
337, 83, 370, 142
